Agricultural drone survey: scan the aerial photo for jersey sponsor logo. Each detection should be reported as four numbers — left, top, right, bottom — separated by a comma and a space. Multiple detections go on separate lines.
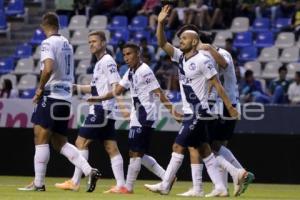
189, 63, 196, 70
62, 41, 71, 51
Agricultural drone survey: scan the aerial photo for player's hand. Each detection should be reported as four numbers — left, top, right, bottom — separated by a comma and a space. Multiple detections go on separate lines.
228, 106, 240, 119
87, 96, 102, 103
33, 88, 43, 104
198, 43, 213, 51
158, 5, 172, 24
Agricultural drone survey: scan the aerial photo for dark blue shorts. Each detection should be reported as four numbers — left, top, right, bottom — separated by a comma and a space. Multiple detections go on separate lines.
175, 114, 210, 148
79, 110, 116, 141
31, 96, 71, 135
128, 126, 153, 153
210, 104, 237, 141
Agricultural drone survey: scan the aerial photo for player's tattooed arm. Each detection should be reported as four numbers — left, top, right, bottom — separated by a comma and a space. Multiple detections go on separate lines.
87, 84, 125, 103
73, 84, 91, 94
198, 44, 227, 68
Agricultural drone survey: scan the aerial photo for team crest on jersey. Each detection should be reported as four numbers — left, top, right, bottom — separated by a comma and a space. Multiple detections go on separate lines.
108, 63, 117, 73
136, 127, 142, 133
189, 63, 196, 70
62, 42, 71, 51
90, 116, 96, 122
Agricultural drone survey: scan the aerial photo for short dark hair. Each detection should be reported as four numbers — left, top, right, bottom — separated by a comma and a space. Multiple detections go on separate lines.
122, 42, 140, 52
245, 70, 253, 78
225, 38, 233, 44
198, 31, 213, 44
41, 12, 59, 30
88, 31, 106, 41
278, 65, 287, 73
176, 24, 200, 38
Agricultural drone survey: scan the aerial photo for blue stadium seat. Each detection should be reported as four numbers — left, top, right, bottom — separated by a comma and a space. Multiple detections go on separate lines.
0, 11, 7, 30
20, 88, 35, 99
5, 0, 25, 16
238, 47, 258, 62
252, 18, 270, 32
14, 43, 32, 59
272, 18, 291, 32
128, 15, 148, 31
255, 32, 274, 48
0, 57, 14, 74
233, 31, 253, 48
58, 15, 68, 29
167, 91, 181, 103
108, 15, 128, 30
30, 28, 46, 45
110, 29, 129, 46
0, 0, 4, 10
132, 30, 151, 43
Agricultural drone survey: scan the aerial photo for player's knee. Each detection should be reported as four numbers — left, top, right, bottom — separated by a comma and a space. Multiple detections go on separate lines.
33, 125, 50, 144
172, 143, 185, 154
104, 143, 119, 156
129, 150, 143, 158
75, 137, 90, 150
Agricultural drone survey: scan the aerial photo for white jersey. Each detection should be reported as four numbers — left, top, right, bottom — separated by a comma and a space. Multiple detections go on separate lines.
171, 47, 218, 114
119, 63, 160, 127
40, 34, 74, 101
90, 54, 120, 115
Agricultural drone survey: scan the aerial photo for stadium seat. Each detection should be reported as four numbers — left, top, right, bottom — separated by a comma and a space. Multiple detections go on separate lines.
59, 28, 70, 40
279, 47, 299, 63
212, 31, 233, 48
110, 29, 129, 46
258, 47, 279, 62
33, 61, 41, 74
272, 18, 291, 32
68, 15, 87, 31
132, 30, 151, 43
58, 15, 68, 29
14, 43, 32, 59
287, 62, 300, 79
77, 74, 92, 85
233, 31, 253, 48
0, 57, 14, 74
230, 17, 249, 33
88, 15, 107, 30
128, 15, 148, 31
0, 0, 3, 10
252, 18, 270, 32
238, 46, 258, 62
5, 0, 24, 16
17, 74, 37, 90
76, 59, 90, 75
261, 61, 283, 79
30, 28, 46, 45
0, 73, 17, 88
254, 31, 274, 48
70, 29, 89, 46
108, 15, 128, 30
0, 10, 11, 39
100, 29, 110, 42
244, 61, 262, 77
32, 45, 40, 60
74, 44, 91, 60
275, 32, 295, 48
13, 57, 34, 74
19, 88, 35, 98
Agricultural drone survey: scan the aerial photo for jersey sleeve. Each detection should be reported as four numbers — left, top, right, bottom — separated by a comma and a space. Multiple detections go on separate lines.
220, 51, 232, 67
119, 69, 130, 89
40, 41, 54, 62
141, 68, 160, 93
104, 57, 121, 84
200, 58, 218, 80
170, 47, 183, 63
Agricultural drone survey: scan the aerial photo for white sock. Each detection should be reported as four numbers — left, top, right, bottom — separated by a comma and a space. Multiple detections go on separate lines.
34, 144, 50, 187
60, 143, 92, 176
125, 157, 141, 191
191, 164, 203, 193
216, 155, 241, 183
203, 153, 226, 191
161, 152, 184, 189
71, 149, 88, 185
220, 167, 228, 189
142, 154, 165, 179
111, 154, 125, 188
218, 146, 243, 169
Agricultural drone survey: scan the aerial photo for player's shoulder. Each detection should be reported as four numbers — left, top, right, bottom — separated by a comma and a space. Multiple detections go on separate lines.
101, 54, 116, 63
197, 50, 214, 63
138, 63, 153, 74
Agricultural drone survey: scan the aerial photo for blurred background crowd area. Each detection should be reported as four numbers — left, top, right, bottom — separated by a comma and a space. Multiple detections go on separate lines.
0, 0, 300, 105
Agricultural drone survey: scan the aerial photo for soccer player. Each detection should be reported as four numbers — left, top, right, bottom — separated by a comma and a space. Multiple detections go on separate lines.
144, 5, 245, 197
54, 31, 126, 193
88, 42, 182, 193
17, 12, 100, 192
177, 31, 254, 197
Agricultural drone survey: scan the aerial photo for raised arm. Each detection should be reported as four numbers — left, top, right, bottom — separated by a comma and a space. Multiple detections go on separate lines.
152, 88, 183, 123
33, 58, 53, 103
156, 5, 175, 57
198, 44, 227, 69
209, 75, 239, 118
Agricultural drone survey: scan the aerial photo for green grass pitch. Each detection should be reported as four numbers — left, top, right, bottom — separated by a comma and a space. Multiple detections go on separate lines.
0, 176, 300, 200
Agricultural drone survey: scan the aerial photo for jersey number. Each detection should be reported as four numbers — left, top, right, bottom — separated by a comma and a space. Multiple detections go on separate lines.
64, 54, 71, 75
